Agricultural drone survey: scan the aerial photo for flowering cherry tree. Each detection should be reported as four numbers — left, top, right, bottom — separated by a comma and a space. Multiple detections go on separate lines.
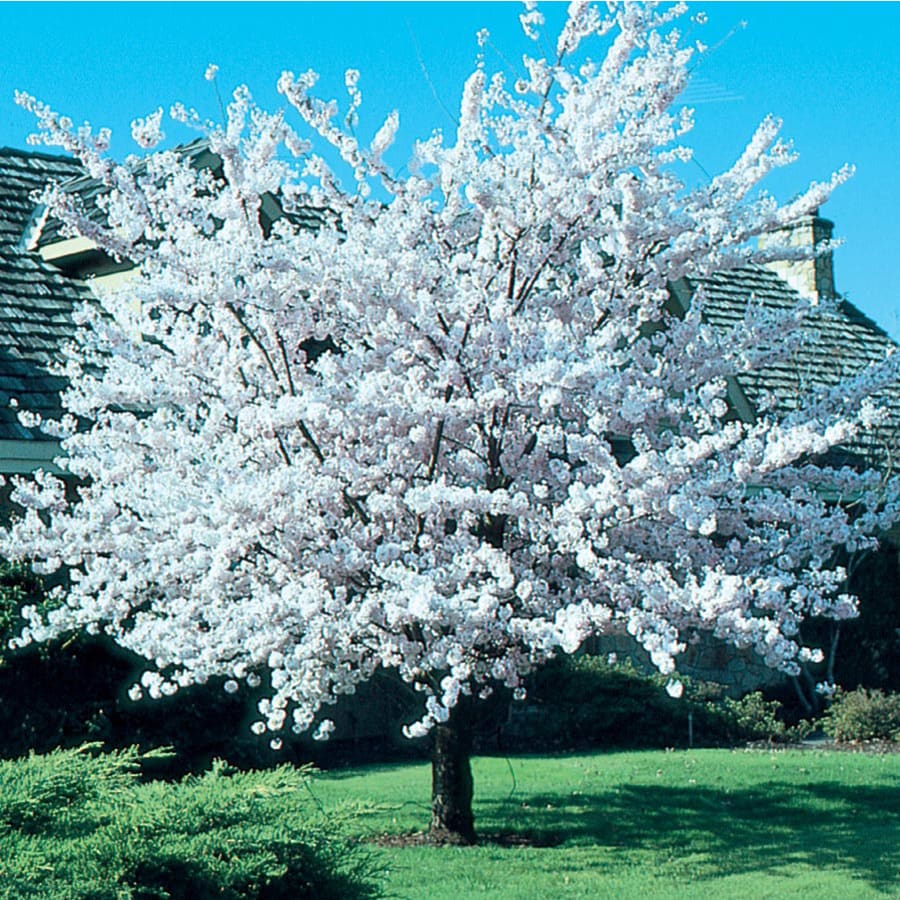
4, 2, 900, 843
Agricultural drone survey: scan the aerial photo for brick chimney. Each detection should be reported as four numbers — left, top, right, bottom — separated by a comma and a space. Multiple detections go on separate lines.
757, 210, 836, 303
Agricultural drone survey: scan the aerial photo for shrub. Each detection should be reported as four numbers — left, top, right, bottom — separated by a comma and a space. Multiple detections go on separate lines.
0, 561, 262, 773
0, 560, 45, 661
836, 544, 900, 689
0, 561, 422, 772
822, 688, 900, 742
509, 655, 692, 750
701, 691, 814, 744
507, 655, 810, 750
0, 745, 380, 900
0, 742, 141, 836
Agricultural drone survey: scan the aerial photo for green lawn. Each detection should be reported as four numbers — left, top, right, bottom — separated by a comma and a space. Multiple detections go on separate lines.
313, 749, 900, 899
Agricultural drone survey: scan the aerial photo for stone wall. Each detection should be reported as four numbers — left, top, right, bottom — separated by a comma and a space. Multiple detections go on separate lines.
592, 632, 784, 698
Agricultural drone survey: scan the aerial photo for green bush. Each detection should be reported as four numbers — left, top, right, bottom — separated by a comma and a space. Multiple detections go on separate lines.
511, 655, 691, 750
0, 745, 380, 900
0, 561, 422, 772
822, 687, 900, 742
0, 561, 265, 773
0, 560, 45, 661
702, 691, 813, 744
509, 656, 809, 750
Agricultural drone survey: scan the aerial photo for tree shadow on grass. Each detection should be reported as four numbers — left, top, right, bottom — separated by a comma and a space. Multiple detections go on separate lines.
478, 778, 900, 892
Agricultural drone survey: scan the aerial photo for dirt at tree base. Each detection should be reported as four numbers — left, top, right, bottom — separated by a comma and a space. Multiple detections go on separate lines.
367, 830, 563, 849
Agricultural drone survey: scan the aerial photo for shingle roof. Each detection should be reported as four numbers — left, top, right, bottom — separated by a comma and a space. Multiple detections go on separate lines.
35, 139, 216, 247
1, 146, 896, 474
36, 138, 327, 248
687, 266, 899, 469
0, 149, 83, 242
0, 149, 93, 442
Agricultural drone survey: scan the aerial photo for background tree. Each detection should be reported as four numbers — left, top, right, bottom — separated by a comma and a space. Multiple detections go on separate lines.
4, 2, 900, 843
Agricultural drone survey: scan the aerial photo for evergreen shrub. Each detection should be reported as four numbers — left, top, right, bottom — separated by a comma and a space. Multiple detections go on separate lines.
701, 690, 813, 743
0, 745, 380, 900
516, 655, 691, 749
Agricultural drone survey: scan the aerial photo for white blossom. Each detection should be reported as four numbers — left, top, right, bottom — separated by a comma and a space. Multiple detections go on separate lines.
3, 2, 898, 747
130, 108, 164, 149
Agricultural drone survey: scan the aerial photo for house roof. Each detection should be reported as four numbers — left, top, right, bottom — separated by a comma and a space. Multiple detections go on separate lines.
35, 138, 327, 258
683, 266, 899, 469
0, 145, 895, 475
34, 139, 219, 248
0, 142, 328, 457
0, 149, 93, 443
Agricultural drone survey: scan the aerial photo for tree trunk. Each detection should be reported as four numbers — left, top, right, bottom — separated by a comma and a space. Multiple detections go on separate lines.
430, 699, 476, 844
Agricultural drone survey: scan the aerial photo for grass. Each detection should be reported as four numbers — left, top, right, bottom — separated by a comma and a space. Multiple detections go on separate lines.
312, 749, 900, 899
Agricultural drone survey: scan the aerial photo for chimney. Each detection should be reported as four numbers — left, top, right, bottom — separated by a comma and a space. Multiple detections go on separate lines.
757, 210, 836, 303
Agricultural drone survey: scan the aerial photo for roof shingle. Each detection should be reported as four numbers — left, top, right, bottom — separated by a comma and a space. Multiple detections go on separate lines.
0, 148, 92, 442
689, 266, 899, 468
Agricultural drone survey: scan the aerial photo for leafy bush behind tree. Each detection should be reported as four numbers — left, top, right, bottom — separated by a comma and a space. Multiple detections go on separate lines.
822, 688, 900, 742
510, 655, 811, 750
0, 744, 380, 900
0, 561, 274, 772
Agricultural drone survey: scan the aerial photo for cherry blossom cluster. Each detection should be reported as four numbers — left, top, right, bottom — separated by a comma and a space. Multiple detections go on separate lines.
4, 1, 899, 744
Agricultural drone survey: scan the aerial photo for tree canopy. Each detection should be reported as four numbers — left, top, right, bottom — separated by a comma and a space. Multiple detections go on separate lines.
3, 2, 899, 794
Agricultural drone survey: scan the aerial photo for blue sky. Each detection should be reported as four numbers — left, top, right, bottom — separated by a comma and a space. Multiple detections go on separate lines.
0, 2, 896, 334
